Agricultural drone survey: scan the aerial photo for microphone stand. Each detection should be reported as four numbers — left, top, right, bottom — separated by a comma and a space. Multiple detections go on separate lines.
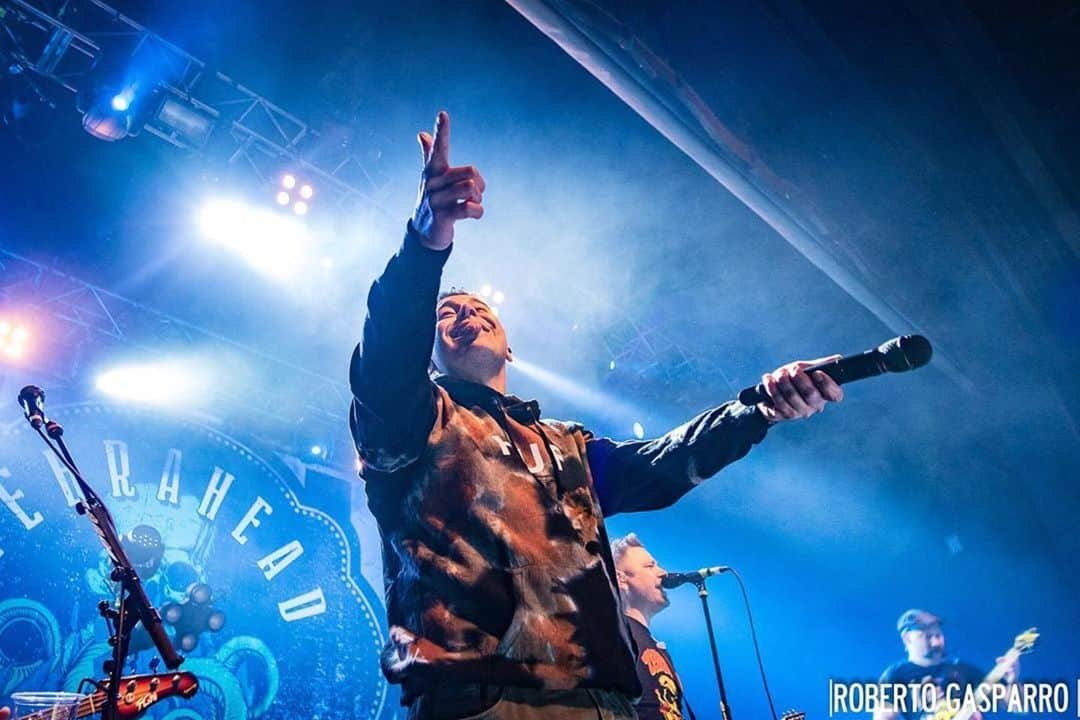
20, 397, 183, 720
694, 577, 734, 720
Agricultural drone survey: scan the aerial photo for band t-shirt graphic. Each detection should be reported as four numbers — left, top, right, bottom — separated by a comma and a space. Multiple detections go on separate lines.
628, 616, 687, 720
879, 658, 984, 720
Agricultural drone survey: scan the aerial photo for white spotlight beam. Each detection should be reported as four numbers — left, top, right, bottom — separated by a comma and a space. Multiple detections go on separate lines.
511, 357, 650, 430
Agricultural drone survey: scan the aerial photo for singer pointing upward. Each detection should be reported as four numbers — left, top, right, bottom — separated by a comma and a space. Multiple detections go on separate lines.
348, 111, 843, 720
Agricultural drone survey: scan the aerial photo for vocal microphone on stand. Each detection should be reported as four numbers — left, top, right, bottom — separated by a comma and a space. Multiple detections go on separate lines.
661, 566, 730, 589
18, 384, 46, 429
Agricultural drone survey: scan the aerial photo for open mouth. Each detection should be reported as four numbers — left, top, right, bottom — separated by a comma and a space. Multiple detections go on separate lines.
449, 321, 486, 344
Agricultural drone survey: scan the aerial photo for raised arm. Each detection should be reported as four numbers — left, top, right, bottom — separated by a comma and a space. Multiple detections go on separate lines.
349, 112, 485, 473
588, 357, 842, 515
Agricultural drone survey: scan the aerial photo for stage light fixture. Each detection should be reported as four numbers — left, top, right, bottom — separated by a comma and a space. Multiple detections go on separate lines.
275, 191, 290, 206
310, 445, 324, 457
155, 97, 216, 149
632, 422, 645, 439
77, 45, 161, 142
491, 290, 505, 305
609, 360, 616, 371
293, 201, 308, 216
282, 174, 297, 189
299, 184, 314, 200
479, 284, 493, 297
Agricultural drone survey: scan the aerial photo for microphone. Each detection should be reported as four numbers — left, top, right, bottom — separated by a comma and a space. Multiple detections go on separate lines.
17, 385, 46, 429
738, 335, 932, 406
661, 566, 730, 589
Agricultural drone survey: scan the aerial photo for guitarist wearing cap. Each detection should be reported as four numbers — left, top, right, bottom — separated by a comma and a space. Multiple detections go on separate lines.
874, 609, 1022, 720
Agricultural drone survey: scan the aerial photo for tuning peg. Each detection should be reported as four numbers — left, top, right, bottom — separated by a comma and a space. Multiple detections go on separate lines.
149, 677, 160, 690
126, 680, 137, 693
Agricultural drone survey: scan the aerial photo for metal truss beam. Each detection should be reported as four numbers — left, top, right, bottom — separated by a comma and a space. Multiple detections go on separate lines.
0, 248, 351, 444
0, 0, 390, 211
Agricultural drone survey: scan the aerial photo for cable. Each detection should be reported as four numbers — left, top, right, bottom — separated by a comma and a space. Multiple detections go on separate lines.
727, 567, 780, 720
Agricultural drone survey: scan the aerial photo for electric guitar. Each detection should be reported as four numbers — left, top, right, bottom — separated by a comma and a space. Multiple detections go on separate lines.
20, 672, 199, 720
928, 627, 1039, 720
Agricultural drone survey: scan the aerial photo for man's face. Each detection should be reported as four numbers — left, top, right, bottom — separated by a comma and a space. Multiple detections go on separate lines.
617, 545, 670, 617
433, 294, 511, 384
904, 625, 946, 663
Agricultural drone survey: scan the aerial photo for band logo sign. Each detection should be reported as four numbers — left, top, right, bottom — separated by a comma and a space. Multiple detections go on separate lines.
0, 403, 391, 720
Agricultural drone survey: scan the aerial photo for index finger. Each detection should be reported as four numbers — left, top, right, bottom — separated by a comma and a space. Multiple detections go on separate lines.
793, 354, 842, 370
430, 111, 451, 169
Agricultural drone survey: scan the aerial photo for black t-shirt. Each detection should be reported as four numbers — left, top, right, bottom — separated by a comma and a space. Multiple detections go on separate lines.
879, 659, 985, 720
628, 616, 689, 720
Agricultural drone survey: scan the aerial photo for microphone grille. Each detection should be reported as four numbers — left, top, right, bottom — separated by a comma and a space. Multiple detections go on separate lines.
879, 335, 933, 372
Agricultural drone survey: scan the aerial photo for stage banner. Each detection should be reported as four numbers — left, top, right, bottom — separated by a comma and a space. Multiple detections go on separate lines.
0, 403, 393, 720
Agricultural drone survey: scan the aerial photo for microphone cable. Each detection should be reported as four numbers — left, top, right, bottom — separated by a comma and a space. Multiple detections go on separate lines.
726, 566, 780, 720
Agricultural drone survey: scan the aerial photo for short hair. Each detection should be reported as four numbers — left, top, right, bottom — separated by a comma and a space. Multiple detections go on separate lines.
437, 287, 487, 306
610, 533, 643, 567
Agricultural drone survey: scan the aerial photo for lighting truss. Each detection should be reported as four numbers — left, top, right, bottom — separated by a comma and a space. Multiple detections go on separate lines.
0, 247, 351, 439
0, 0, 726, 413
0, 0, 390, 211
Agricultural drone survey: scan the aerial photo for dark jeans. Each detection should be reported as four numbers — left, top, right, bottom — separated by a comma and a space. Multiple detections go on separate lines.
407, 685, 637, 720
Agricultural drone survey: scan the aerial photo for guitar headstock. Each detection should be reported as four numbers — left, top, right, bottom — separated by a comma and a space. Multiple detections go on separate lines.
83, 672, 199, 719
1012, 627, 1039, 655
781, 709, 806, 720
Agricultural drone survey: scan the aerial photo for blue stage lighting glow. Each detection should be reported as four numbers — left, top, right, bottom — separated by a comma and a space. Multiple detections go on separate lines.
310, 445, 324, 457
111, 93, 131, 112
633, 421, 645, 439
299, 184, 314, 200
276, 191, 290, 206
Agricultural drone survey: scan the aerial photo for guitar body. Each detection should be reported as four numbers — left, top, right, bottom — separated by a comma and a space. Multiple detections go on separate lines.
925, 628, 1038, 720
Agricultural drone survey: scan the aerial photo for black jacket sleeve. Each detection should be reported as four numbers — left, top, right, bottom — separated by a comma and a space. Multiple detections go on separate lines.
586, 401, 770, 516
349, 224, 451, 473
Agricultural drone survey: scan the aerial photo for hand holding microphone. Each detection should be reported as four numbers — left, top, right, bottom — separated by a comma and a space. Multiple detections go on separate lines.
740, 335, 932, 423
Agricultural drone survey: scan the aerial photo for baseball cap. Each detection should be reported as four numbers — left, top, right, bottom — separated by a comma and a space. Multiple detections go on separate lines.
896, 609, 944, 634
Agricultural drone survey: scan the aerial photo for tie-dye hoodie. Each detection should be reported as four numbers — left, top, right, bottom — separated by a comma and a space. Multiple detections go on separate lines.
349, 227, 770, 704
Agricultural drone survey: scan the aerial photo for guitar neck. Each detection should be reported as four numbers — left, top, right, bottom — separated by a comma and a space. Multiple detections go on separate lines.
980, 648, 1019, 687
20, 691, 107, 720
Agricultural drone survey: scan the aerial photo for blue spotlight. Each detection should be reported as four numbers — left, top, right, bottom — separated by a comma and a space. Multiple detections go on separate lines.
632, 422, 645, 439
310, 445, 324, 457
111, 92, 132, 112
